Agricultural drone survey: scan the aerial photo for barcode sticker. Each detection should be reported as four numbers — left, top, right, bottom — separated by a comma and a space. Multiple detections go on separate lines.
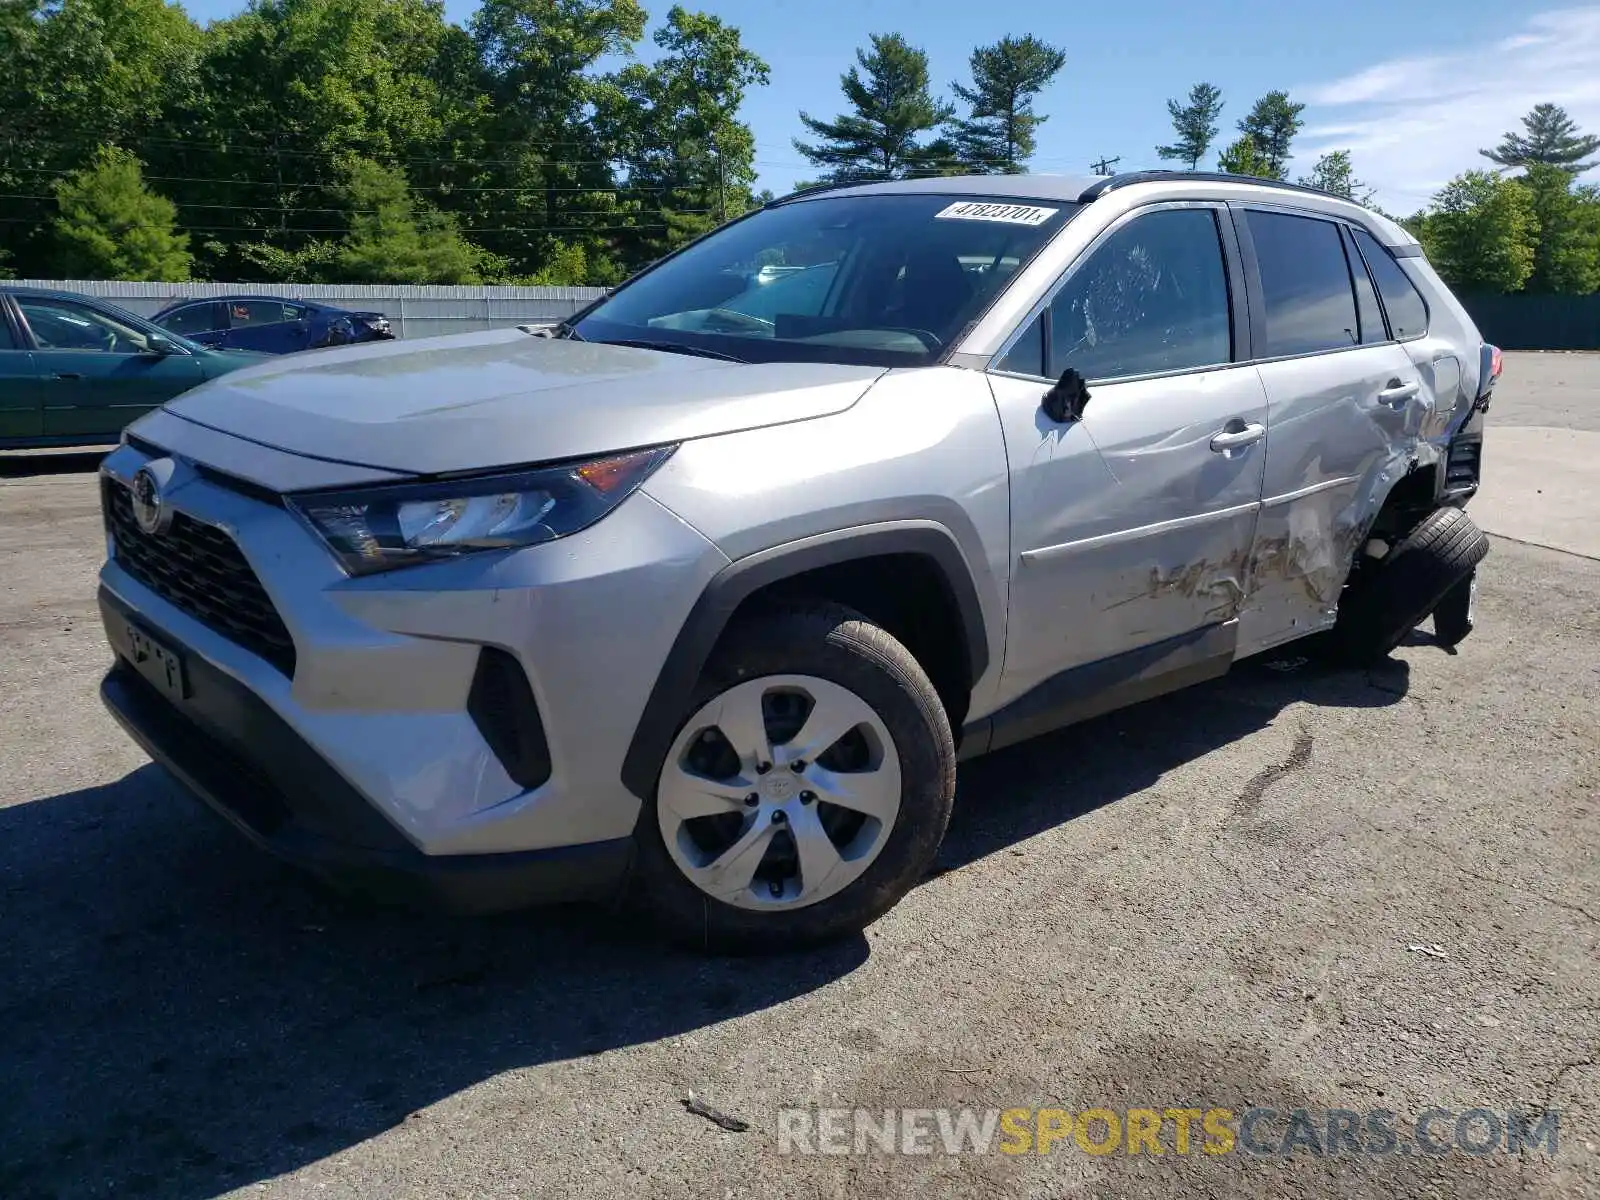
934, 202, 1060, 226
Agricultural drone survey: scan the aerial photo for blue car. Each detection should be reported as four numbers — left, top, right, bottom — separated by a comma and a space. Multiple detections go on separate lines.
150, 296, 395, 354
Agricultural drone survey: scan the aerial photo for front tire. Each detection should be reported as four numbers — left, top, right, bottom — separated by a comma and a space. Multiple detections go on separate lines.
629, 602, 955, 953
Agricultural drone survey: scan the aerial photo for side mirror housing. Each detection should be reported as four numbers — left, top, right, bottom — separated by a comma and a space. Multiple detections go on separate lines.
144, 335, 181, 356
1042, 367, 1091, 423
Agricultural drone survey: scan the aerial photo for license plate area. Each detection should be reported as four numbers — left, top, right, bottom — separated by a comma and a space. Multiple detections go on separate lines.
127, 622, 189, 701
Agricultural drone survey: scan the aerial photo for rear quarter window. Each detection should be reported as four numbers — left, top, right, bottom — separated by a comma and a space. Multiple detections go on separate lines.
1353, 228, 1429, 340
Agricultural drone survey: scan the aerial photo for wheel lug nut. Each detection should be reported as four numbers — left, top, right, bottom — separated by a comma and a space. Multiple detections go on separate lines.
745, 793, 759, 807
800, 791, 815, 804
790, 760, 806, 772
756, 762, 771, 775
771, 811, 787, 824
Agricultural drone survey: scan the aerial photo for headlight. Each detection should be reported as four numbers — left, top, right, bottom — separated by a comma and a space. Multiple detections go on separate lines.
288, 446, 675, 575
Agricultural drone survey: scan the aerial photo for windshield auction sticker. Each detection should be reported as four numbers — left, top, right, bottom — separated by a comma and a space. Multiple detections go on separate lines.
933, 201, 1060, 226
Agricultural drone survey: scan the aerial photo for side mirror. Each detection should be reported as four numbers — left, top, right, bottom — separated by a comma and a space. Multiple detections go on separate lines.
144, 335, 180, 356
1041, 367, 1091, 423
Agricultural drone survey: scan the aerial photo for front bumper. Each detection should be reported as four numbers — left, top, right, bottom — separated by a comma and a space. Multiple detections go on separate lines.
95, 424, 730, 873
100, 588, 632, 912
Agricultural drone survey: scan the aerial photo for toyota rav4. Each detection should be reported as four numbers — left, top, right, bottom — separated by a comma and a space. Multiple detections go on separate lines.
96, 172, 1496, 951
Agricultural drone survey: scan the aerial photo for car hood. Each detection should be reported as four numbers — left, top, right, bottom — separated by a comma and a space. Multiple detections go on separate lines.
160, 329, 885, 475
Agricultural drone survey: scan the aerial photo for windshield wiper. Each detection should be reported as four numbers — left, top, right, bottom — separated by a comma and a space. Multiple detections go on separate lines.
593, 337, 748, 363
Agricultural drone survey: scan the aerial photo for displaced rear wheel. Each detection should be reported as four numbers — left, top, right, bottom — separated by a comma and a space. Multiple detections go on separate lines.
631, 602, 955, 953
1332, 506, 1489, 665
1432, 569, 1478, 648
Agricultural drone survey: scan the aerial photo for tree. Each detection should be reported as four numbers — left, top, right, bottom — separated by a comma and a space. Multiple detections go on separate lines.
51, 147, 192, 280
1299, 150, 1374, 203
331, 159, 497, 284
945, 35, 1066, 174
1217, 135, 1272, 178
472, 0, 646, 283
1236, 90, 1304, 179
1520, 163, 1600, 294
1157, 82, 1223, 170
598, 5, 769, 263
1482, 103, 1600, 175
0, 0, 202, 276
181, 0, 493, 280
794, 33, 953, 181
1422, 171, 1538, 293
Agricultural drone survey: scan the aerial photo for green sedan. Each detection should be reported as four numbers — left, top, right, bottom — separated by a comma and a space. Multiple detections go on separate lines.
0, 287, 268, 449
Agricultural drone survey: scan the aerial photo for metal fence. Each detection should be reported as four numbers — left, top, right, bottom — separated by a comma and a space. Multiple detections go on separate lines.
7, 280, 608, 340
1458, 293, 1600, 352
18, 277, 1599, 352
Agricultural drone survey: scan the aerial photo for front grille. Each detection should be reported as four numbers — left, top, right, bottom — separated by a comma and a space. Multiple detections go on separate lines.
103, 479, 298, 676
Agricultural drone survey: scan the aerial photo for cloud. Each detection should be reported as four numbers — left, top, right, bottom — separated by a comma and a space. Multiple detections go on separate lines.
1293, 7, 1600, 213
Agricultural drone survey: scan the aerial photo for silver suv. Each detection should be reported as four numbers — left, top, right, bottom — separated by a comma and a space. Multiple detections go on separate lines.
96, 172, 1495, 951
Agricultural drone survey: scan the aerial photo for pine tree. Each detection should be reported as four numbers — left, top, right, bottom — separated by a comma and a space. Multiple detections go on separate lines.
794, 33, 953, 181
1237, 91, 1304, 179
945, 35, 1066, 174
1217, 135, 1273, 179
333, 159, 497, 285
1482, 103, 1600, 174
1157, 83, 1223, 170
1299, 149, 1373, 203
51, 146, 192, 280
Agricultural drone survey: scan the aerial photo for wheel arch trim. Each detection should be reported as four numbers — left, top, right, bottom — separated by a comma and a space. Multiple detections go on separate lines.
619, 520, 991, 801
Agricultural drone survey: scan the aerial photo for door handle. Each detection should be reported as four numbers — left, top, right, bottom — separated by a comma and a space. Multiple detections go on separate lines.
53, 372, 83, 381
1210, 421, 1267, 452
1378, 379, 1419, 406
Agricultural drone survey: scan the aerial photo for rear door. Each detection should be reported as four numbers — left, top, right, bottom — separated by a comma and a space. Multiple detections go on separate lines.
0, 296, 44, 441
1233, 206, 1426, 656
16, 297, 204, 440
157, 301, 228, 347
222, 300, 312, 353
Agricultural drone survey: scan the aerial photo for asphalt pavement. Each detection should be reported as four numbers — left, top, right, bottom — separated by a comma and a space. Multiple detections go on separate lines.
0, 354, 1595, 1199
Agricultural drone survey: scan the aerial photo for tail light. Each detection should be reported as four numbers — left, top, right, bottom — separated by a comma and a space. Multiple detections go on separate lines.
1474, 343, 1501, 411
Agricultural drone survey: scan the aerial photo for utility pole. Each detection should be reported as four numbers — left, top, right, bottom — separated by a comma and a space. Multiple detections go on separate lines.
713, 129, 727, 224
1090, 154, 1121, 176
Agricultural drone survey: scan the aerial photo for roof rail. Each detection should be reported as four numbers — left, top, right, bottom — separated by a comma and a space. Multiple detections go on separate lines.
1079, 170, 1346, 203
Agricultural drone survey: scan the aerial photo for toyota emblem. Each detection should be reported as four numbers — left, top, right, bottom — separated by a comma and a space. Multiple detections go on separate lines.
130, 465, 169, 535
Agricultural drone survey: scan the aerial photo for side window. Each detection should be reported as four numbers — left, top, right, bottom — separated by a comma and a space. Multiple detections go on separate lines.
1245, 210, 1359, 357
0, 308, 16, 350
1045, 208, 1232, 381
994, 310, 1044, 376
1353, 228, 1429, 340
18, 299, 153, 353
161, 302, 224, 335
229, 301, 291, 327
1343, 229, 1387, 343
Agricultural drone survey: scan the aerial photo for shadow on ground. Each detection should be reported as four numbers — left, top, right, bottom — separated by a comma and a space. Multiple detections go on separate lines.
0, 450, 111, 479
0, 654, 1413, 1198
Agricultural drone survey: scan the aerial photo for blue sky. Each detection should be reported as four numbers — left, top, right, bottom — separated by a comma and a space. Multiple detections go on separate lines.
178, 1, 1600, 214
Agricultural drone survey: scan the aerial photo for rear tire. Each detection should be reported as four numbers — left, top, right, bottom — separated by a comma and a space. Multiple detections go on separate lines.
1332, 507, 1489, 665
629, 601, 955, 954
1432, 569, 1478, 648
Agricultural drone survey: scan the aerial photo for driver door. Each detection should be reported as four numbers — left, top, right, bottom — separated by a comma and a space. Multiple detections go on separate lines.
17, 297, 203, 440
985, 203, 1269, 722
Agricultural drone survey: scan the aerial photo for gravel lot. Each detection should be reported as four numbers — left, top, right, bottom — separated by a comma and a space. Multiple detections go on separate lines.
1, 355, 1596, 1199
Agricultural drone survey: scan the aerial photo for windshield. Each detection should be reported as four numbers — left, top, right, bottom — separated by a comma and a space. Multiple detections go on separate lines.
573, 193, 1078, 367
